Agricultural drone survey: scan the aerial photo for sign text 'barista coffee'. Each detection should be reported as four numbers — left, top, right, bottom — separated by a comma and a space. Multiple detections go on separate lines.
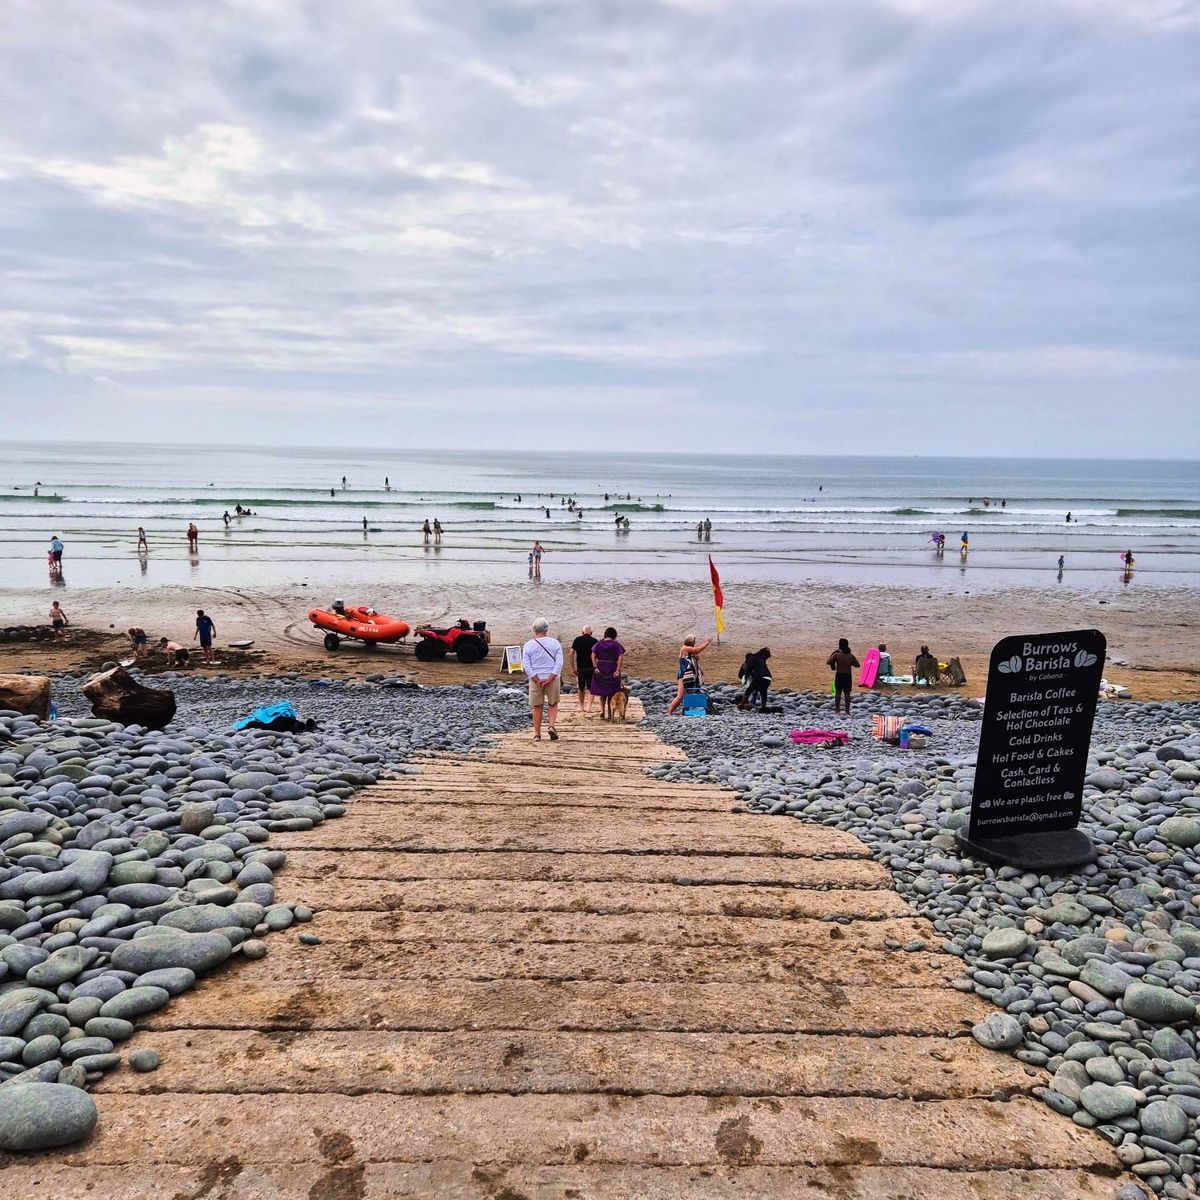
962, 629, 1106, 867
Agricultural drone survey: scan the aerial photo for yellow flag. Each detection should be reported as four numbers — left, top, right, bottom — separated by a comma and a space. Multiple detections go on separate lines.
714, 605, 725, 634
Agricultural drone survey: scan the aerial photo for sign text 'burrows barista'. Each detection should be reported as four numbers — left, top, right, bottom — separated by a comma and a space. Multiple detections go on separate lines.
968, 629, 1106, 842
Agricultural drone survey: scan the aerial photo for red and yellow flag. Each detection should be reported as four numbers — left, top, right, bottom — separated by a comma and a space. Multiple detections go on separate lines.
708, 555, 725, 634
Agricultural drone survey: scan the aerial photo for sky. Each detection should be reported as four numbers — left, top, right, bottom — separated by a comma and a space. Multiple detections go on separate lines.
1, 0, 1197, 456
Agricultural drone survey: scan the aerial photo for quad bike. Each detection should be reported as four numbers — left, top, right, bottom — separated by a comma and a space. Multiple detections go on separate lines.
413, 619, 491, 663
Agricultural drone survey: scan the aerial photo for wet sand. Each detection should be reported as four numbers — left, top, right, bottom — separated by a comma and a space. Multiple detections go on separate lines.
2, 579, 1197, 700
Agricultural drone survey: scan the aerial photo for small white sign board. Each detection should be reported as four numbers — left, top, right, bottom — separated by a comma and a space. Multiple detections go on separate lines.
503, 646, 524, 674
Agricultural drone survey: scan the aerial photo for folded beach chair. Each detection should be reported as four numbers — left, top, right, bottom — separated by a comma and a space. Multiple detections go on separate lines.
943, 657, 967, 685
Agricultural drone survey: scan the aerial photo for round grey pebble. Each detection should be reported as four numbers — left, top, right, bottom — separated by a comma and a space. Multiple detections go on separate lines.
1140, 1100, 1190, 1144
127, 1049, 160, 1073
0, 1082, 98, 1150
971, 1012, 1023, 1051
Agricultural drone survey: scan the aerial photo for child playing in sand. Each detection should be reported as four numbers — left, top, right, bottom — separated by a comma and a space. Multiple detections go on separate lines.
194, 609, 217, 665
49, 601, 68, 638
128, 627, 148, 657
159, 638, 189, 666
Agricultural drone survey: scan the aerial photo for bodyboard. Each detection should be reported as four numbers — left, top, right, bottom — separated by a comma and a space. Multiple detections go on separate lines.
859, 648, 880, 688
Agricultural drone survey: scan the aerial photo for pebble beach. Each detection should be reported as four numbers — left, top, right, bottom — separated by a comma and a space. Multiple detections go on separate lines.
640, 681, 1200, 1198
0, 659, 1198, 1196
0, 671, 527, 1150
0, 454, 1197, 1197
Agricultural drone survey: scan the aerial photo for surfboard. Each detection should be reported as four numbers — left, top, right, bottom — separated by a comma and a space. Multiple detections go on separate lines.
229, 639, 255, 649
859, 648, 880, 688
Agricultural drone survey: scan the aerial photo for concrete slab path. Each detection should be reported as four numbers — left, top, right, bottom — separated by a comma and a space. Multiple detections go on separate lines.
0, 700, 1127, 1198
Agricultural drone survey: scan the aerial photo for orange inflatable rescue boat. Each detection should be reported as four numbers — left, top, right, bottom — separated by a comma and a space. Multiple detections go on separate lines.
309, 602, 410, 650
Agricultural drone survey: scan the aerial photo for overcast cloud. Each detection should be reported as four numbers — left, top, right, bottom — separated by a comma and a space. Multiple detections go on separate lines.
1, 0, 1197, 454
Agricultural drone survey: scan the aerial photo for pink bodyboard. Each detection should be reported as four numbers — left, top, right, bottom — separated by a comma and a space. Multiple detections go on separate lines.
859, 648, 881, 689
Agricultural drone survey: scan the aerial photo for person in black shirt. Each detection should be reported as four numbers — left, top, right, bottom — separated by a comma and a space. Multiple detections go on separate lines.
571, 626, 598, 714
738, 647, 773, 711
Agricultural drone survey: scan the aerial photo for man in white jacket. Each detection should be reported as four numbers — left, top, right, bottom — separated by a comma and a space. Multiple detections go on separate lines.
521, 617, 563, 742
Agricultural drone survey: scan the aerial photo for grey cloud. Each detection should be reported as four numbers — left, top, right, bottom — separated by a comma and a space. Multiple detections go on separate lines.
0, 0, 1196, 453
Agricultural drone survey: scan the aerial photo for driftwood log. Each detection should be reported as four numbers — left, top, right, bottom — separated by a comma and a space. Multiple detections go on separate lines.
82, 666, 176, 730
0, 674, 51, 719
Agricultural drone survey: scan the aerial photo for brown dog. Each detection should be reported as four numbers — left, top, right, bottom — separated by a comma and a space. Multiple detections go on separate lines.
609, 683, 630, 723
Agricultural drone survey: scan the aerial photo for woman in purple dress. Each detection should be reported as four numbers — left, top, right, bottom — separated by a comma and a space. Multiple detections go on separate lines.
589, 626, 626, 721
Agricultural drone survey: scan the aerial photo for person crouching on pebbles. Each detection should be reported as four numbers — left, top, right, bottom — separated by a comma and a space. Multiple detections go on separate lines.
521, 618, 563, 741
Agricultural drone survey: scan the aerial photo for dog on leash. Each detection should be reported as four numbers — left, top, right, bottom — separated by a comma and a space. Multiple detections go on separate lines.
607, 681, 630, 723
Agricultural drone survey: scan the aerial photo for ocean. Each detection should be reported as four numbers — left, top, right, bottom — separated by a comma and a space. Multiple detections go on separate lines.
1, 442, 1197, 592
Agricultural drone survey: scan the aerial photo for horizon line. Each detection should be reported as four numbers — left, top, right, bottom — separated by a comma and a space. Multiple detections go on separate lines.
3, 438, 1198, 466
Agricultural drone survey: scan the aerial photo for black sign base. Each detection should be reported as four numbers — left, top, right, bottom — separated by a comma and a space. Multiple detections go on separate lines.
955, 828, 1097, 871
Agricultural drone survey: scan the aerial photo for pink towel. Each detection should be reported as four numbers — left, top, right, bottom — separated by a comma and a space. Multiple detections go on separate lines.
790, 729, 849, 746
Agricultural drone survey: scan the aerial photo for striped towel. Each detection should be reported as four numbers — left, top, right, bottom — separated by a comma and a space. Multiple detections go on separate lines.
872, 714, 904, 743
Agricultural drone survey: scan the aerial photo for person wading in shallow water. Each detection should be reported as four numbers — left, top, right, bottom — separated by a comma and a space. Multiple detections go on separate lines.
827, 638, 860, 716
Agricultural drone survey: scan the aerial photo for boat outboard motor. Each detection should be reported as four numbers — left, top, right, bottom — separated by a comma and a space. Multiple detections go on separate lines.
332, 598, 347, 615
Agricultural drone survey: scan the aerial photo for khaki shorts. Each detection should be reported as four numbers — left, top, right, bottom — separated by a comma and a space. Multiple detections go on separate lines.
528, 675, 561, 707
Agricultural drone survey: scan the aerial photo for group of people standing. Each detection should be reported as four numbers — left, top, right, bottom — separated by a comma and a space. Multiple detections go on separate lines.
519, 619, 629, 738
568, 625, 627, 719
126, 609, 217, 667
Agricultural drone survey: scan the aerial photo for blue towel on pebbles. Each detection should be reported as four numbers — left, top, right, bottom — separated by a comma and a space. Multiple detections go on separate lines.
232, 702, 298, 731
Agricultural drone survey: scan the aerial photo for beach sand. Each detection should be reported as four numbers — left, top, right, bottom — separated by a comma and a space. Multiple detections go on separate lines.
2, 580, 1197, 701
